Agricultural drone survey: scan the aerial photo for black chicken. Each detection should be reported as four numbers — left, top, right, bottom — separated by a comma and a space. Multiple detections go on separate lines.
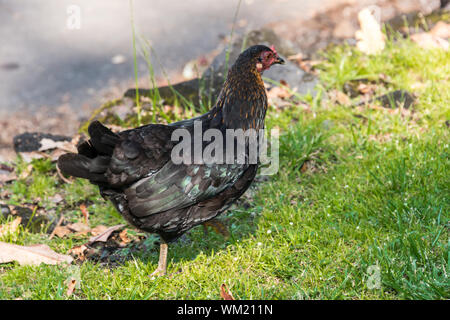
58, 45, 284, 275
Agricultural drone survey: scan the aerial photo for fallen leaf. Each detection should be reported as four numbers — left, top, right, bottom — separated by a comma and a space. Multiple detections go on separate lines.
411, 32, 449, 51
430, 21, 450, 39
19, 164, 33, 180
66, 279, 77, 297
220, 283, 235, 300
119, 229, 131, 244
0, 170, 17, 184
88, 224, 125, 244
80, 204, 89, 225
48, 194, 63, 204
68, 244, 88, 261
56, 162, 73, 184
48, 215, 64, 240
18, 151, 46, 163
90, 225, 109, 236
300, 161, 309, 173
67, 222, 90, 234
355, 8, 385, 54
267, 86, 292, 100
357, 83, 376, 95
0, 217, 22, 237
48, 148, 67, 162
0, 164, 14, 172
330, 90, 351, 106
38, 138, 76, 153
52, 226, 73, 238
202, 220, 229, 238
0, 241, 73, 266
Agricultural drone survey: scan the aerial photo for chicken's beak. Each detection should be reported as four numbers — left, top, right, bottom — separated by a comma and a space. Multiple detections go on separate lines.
274, 56, 285, 65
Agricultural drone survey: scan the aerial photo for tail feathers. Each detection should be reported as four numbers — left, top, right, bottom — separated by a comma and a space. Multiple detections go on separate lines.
58, 153, 109, 184
87, 121, 120, 156
77, 140, 97, 158
58, 121, 119, 184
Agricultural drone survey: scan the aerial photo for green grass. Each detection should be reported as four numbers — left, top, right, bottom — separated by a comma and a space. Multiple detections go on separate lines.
0, 37, 449, 299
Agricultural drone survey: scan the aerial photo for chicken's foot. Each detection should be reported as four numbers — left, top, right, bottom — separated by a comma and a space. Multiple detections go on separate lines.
150, 240, 168, 277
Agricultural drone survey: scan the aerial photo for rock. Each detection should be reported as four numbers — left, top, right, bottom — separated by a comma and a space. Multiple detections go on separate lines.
375, 90, 415, 109
125, 28, 317, 108
263, 61, 317, 95
354, 90, 415, 109
3, 205, 57, 234
13, 132, 72, 153
0, 62, 20, 71
0, 204, 11, 219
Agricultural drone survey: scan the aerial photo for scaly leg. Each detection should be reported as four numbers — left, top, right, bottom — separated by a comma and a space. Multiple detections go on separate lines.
150, 240, 168, 277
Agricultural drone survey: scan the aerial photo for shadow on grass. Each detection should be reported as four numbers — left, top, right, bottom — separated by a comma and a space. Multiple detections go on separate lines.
77, 186, 263, 270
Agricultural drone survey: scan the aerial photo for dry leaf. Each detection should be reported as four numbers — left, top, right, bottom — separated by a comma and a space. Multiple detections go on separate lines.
19, 164, 33, 180
0, 164, 14, 172
355, 8, 385, 54
0, 170, 17, 184
56, 162, 73, 184
90, 225, 109, 236
202, 220, 229, 238
330, 90, 351, 106
357, 83, 376, 95
410, 18, 450, 51
52, 222, 90, 239
38, 138, 77, 153
220, 283, 235, 300
67, 222, 90, 234
48, 215, 64, 240
48, 194, 63, 204
80, 204, 89, 225
0, 217, 22, 237
119, 229, 131, 244
411, 32, 449, 51
267, 86, 292, 100
0, 241, 73, 266
68, 244, 88, 261
49, 148, 67, 162
0, 164, 16, 183
52, 226, 73, 238
300, 161, 309, 173
18, 152, 46, 163
66, 279, 77, 297
430, 21, 450, 39
88, 224, 125, 244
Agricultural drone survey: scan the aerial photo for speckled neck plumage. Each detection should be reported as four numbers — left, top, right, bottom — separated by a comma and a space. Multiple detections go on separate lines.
207, 58, 268, 131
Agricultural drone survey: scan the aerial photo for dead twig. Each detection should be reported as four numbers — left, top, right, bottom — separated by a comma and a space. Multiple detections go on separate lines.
49, 215, 64, 240
56, 162, 73, 184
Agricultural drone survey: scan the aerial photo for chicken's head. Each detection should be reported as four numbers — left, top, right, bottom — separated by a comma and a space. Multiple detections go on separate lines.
255, 45, 285, 73
233, 45, 285, 74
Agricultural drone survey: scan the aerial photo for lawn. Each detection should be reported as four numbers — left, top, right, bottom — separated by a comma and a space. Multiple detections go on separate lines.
0, 36, 448, 299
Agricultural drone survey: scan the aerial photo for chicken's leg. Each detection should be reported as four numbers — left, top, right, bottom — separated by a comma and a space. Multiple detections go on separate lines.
150, 240, 168, 276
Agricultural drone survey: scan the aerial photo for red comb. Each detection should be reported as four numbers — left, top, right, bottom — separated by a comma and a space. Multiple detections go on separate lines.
270, 45, 277, 54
